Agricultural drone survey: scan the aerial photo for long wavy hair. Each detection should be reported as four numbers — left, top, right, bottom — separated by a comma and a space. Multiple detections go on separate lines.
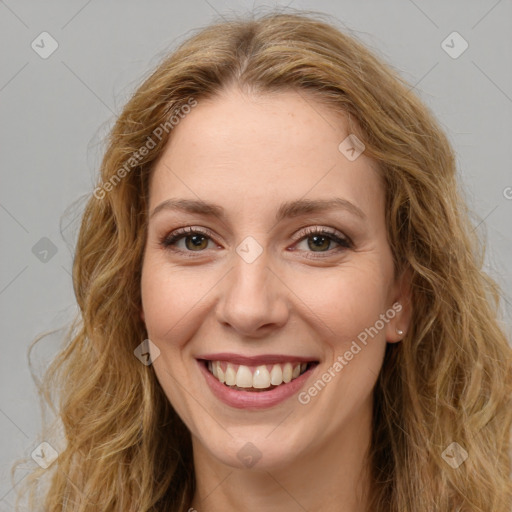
14, 9, 512, 512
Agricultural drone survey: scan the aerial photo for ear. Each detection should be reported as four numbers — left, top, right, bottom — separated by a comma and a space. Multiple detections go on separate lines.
385, 266, 413, 343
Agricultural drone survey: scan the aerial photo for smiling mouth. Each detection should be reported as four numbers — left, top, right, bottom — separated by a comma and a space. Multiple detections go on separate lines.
199, 359, 319, 392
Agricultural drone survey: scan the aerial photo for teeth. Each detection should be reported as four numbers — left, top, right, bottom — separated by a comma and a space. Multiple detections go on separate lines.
282, 363, 293, 383
225, 364, 237, 386
236, 365, 253, 388
253, 365, 271, 388
207, 360, 312, 390
215, 361, 225, 383
270, 364, 283, 385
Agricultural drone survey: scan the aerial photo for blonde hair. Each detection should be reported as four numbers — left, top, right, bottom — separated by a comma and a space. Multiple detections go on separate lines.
14, 9, 512, 511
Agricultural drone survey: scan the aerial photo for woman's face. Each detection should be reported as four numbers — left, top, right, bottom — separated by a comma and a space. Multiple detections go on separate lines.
140, 86, 410, 471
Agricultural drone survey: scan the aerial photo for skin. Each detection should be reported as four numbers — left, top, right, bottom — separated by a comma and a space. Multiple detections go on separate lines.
140, 85, 412, 512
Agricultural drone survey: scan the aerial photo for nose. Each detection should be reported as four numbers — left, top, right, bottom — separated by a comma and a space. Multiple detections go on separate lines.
215, 246, 290, 337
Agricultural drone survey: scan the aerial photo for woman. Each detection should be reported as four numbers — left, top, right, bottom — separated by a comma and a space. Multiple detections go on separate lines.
17, 10, 512, 512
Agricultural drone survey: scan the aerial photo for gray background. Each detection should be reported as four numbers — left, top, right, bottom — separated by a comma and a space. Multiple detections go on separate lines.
1, 0, 511, 508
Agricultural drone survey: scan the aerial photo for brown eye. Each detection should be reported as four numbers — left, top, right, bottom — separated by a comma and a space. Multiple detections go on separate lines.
307, 234, 332, 252
185, 234, 209, 250
161, 227, 215, 252
292, 227, 352, 259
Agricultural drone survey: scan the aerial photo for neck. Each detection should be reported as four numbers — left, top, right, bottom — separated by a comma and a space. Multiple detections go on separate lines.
189, 397, 373, 512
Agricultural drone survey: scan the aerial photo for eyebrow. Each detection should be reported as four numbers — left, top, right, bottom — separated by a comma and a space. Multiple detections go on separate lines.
150, 197, 367, 223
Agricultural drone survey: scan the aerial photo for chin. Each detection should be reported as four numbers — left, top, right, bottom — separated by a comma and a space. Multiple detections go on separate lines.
198, 425, 308, 471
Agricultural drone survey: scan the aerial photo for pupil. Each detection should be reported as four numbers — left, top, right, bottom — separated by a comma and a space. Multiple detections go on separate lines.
187, 235, 207, 250
309, 235, 329, 251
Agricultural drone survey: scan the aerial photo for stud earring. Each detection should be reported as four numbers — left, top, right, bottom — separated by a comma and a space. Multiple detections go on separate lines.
396, 328, 404, 336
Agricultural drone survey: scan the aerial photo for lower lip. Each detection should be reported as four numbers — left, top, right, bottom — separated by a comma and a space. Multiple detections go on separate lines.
197, 360, 318, 410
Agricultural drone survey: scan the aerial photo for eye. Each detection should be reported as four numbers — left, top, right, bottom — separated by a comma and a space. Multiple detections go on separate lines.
159, 225, 352, 259
290, 226, 352, 259
160, 226, 217, 254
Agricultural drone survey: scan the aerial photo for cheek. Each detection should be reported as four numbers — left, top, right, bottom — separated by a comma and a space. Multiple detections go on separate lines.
140, 258, 213, 345
291, 260, 393, 338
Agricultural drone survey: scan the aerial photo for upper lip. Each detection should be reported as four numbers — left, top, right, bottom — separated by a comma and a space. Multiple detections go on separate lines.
196, 353, 319, 366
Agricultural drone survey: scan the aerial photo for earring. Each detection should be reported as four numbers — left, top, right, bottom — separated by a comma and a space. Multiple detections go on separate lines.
396, 328, 404, 336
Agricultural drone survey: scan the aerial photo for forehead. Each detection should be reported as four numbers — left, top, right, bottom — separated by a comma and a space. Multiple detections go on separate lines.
148, 87, 383, 218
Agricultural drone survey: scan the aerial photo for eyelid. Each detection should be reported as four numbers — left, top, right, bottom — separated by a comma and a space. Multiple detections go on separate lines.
291, 225, 350, 244
161, 225, 216, 243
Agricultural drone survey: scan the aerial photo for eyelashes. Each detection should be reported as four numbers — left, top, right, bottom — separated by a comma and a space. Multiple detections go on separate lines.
159, 225, 353, 260
160, 226, 217, 254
